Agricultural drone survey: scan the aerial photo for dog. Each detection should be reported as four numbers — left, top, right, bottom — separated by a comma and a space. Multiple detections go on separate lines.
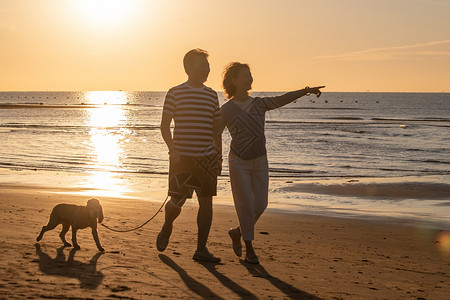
36, 198, 105, 251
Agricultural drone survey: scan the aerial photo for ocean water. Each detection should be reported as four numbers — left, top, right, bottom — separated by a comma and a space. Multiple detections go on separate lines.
1, 91, 449, 226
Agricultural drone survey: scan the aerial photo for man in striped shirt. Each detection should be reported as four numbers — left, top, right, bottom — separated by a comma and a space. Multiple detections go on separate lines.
157, 49, 222, 262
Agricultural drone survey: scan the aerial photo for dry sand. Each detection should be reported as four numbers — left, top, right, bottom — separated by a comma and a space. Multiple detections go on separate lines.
1, 183, 449, 299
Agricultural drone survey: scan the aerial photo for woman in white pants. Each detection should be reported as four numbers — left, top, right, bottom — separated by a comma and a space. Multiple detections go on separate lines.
220, 62, 324, 263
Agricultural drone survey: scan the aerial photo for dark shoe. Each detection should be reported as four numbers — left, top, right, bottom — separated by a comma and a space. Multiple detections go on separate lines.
156, 224, 172, 252
228, 228, 242, 257
244, 254, 260, 264
193, 248, 221, 263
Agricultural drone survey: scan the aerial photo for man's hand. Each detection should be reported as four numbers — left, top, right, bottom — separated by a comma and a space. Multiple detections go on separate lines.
169, 149, 181, 164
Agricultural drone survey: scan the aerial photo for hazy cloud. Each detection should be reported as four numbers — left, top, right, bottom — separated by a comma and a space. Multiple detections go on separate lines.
314, 40, 450, 61
416, 0, 450, 6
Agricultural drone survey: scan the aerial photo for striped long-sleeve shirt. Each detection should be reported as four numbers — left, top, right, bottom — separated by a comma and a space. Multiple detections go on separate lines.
162, 83, 220, 156
221, 91, 306, 160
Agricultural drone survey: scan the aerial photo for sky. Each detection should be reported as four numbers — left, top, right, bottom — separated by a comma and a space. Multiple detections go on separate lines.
1, 0, 450, 92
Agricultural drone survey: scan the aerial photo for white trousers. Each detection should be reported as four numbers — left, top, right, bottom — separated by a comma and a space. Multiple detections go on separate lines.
229, 153, 269, 241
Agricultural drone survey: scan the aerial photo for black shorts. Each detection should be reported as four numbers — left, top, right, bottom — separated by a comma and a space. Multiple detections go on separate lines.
168, 154, 221, 199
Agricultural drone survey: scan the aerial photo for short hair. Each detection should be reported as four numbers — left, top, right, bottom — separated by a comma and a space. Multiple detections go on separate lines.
222, 62, 250, 99
183, 48, 209, 74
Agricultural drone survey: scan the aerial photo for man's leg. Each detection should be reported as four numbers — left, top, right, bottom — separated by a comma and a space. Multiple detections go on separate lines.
192, 196, 220, 262
165, 197, 185, 225
156, 197, 185, 252
196, 196, 212, 251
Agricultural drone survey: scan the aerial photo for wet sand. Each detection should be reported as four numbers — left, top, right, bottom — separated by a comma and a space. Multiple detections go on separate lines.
1, 182, 449, 299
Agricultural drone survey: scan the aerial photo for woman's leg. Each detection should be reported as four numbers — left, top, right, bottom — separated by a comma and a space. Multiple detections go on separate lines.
244, 240, 259, 263
228, 226, 242, 257
243, 155, 268, 263
229, 154, 254, 241
251, 155, 269, 226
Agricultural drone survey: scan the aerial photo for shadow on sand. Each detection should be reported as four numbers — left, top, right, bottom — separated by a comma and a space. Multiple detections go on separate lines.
196, 259, 259, 299
34, 243, 104, 289
159, 253, 321, 299
239, 260, 322, 299
158, 254, 225, 299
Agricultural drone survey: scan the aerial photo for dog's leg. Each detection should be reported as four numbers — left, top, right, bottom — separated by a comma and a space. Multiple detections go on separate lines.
68, 248, 78, 263
71, 227, 80, 249
36, 213, 60, 242
91, 228, 105, 252
59, 223, 72, 247
36, 227, 47, 242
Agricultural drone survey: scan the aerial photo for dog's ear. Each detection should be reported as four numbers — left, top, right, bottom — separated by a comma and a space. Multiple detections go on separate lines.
97, 203, 104, 223
87, 198, 104, 223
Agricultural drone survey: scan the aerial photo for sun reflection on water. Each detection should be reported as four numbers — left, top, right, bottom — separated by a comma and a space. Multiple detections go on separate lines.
84, 91, 131, 197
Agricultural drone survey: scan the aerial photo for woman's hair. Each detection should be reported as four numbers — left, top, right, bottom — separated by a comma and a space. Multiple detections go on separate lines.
222, 62, 250, 99
183, 48, 209, 74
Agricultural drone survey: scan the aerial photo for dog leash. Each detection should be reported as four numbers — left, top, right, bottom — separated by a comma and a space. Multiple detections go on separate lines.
100, 195, 169, 233
101, 174, 198, 233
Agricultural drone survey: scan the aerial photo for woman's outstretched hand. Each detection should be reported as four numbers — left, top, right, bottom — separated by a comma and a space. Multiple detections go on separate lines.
307, 86, 325, 98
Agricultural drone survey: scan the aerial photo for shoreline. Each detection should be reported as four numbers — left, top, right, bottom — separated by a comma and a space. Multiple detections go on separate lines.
1, 168, 450, 230
0, 104, 100, 109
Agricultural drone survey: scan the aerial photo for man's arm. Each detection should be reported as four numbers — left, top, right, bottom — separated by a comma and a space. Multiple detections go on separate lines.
160, 113, 181, 163
213, 118, 224, 156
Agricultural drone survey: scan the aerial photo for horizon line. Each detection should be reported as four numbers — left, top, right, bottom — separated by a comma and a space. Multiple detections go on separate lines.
0, 90, 449, 94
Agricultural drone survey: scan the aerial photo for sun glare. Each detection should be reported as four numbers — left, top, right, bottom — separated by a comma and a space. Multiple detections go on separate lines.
82, 91, 131, 197
75, 0, 137, 27
85, 91, 129, 106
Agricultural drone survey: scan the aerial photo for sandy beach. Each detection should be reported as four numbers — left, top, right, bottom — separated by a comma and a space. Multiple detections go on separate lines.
1, 181, 449, 300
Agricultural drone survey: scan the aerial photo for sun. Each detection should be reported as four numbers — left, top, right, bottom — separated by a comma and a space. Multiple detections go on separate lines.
75, 0, 137, 27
